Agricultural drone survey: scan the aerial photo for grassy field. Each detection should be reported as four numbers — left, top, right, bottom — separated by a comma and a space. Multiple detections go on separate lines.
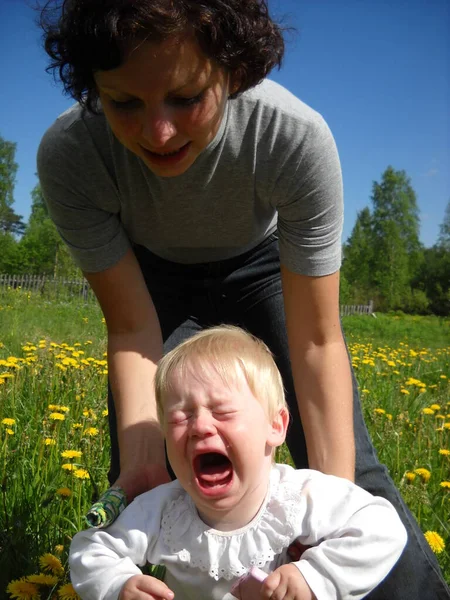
1, 287, 449, 598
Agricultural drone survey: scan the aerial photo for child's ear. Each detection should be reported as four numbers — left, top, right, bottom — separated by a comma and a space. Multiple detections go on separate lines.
267, 407, 289, 448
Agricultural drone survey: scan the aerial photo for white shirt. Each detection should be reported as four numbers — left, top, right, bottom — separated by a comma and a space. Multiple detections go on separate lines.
70, 464, 407, 600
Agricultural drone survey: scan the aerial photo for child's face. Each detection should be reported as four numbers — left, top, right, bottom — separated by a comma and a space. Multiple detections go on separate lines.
163, 362, 287, 530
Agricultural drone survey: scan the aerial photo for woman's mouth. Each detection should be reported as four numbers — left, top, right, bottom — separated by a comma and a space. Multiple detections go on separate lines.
141, 142, 191, 166
193, 452, 233, 495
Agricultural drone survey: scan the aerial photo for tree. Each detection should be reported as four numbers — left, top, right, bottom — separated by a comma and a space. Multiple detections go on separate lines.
28, 181, 49, 225
0, 135, 25, 235
0, 232, 19, 273
370, 166, 423, 310
413, 202, 450, 316
341, 207, 374, 303
437, 199, 450, 250
16, 181, 80, 277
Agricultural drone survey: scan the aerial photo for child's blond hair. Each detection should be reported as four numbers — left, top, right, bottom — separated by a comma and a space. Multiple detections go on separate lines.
155, 325, 288, 423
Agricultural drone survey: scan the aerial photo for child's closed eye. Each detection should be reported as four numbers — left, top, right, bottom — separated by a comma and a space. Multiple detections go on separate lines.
213, 410, 238, 420
167, 411, 191, 424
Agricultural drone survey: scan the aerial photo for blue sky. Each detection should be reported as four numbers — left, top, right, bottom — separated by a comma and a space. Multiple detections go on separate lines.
1, 0, 448, 246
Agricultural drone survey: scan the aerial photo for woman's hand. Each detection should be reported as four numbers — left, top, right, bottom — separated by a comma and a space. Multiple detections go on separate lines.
261, 564, 315, 599
115, 461, 171, 502
119, 575, 174, 600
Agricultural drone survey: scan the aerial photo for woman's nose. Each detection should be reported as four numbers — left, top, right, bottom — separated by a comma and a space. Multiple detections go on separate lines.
141, 107, 177, 147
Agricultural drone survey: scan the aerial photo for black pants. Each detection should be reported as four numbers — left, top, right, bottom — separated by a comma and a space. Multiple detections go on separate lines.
107, 236, 450, 599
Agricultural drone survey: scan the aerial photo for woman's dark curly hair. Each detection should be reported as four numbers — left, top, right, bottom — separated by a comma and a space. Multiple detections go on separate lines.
40, 0, 286, 113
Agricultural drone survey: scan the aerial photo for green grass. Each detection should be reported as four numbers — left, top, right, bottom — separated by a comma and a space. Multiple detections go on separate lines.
1, 288, 449, 597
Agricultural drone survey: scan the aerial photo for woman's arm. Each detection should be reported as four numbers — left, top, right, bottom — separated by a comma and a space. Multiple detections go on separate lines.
84, 248, 170, 500
280, 266, 355, 480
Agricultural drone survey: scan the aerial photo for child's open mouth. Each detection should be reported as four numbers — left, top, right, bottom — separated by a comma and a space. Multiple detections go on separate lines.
193, 452, 233, 494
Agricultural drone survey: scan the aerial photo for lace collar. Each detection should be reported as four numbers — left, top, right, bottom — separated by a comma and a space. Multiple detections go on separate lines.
160, 465, 298, 581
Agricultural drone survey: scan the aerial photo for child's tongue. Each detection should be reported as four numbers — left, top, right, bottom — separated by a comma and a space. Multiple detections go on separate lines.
196, 453, 232, 486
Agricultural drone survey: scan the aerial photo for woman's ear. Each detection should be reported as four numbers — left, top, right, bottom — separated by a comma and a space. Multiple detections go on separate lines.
267, 407, 289, 449
228, 71, 242, 97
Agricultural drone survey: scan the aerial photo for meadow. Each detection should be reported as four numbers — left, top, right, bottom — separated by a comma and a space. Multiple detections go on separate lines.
1, 287, 449, 599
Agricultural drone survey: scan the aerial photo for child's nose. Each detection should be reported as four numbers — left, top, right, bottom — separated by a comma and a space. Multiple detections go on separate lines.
190, 412, 216, 437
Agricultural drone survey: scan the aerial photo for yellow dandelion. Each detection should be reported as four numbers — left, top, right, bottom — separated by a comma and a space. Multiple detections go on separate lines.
58, 406, 70, 412
422, 408, 434, 415
60, 450, 82, 459
439, 449, 450, 456
58, 582, 80, 599
73, 468, 90, 479
6, 428, 14, 435
374, 408, 386, 415
61, 463, 75, 471
414, 468, 431, 483
6, 578, 40, 600
54, 544, 64, 555
102, 409, 108, 417
386, 413, 393, 421
72, 423, 83, 429
444, 423, 450, 430
39, 552, 64, 575
84, 427, 99, 437
424, 531, 445, 554
56, 487, 72, 497
44, 438, 56, 446
400, 388, 410, 395
440, 481, 450, 489
26, 573, 59, 586
49, 413, 65, 421
440, 375, 448, 379
2, 417, 16, 426
405, 472, 416, 482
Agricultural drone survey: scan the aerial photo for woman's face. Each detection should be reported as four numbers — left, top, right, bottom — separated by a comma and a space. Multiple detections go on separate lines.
94, 36, 233, 177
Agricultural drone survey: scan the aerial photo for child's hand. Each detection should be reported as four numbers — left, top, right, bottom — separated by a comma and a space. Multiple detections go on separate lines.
119, 574, 174, 600
261, 564, 315, 599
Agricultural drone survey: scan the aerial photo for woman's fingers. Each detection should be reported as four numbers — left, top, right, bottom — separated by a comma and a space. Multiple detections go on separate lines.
287, 539, 310, 561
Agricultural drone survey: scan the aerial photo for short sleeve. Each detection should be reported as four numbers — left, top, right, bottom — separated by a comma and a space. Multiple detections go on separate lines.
273, 115, 343, 276
37, 110, 131, 273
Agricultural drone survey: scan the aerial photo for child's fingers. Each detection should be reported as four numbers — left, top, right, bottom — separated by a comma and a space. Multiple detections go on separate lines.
261, 570, 283, 598
136, 577, 174, 600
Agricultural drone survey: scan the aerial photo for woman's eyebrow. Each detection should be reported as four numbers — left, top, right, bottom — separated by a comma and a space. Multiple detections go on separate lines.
169, 72, 207, 94
99, 74, 206, 97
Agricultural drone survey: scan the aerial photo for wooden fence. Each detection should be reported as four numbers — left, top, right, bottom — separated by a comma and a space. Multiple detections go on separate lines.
0, 274, 374, 315
0, 274, 95, 303
340, 300, 374, 316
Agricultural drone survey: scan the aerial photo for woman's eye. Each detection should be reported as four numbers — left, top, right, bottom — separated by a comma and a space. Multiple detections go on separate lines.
169, 92, 204, 108
109, 98, 141, 110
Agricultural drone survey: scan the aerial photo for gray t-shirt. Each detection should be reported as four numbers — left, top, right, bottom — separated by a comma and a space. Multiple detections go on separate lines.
37, 79, 343, 275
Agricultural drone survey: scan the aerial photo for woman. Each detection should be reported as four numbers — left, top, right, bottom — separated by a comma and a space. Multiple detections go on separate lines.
37, 1, 449, 598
